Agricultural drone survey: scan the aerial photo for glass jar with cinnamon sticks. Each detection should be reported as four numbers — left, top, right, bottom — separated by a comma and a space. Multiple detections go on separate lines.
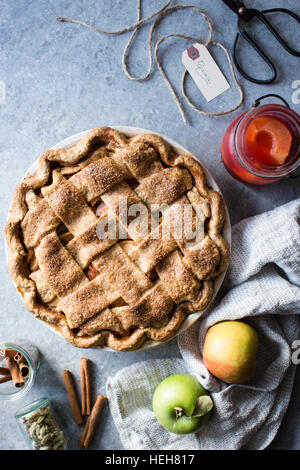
0, 340, 40, 400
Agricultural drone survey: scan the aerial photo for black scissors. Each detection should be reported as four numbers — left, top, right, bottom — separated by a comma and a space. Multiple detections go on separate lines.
221, 0, 300, 84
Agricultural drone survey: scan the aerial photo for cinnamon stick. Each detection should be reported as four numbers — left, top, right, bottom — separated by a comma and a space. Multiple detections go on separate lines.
14, 352, 23, 362
18, 360, 30, 379
80, 358, 91, 415
79, 395, 106, 449
0, 367, 11, 376
11, 352, 30, 379
5, 357, 24, 388
62, 369, 83, 425
5, 349, 17, 360
0, 375, 12, 384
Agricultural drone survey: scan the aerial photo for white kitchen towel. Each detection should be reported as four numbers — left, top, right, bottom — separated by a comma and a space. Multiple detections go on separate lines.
106, 199, 300, 450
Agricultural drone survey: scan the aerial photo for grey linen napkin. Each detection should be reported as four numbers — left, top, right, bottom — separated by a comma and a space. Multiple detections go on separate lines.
106, 199, 300, 450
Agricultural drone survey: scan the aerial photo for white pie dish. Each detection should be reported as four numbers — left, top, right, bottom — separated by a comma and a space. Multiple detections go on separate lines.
5, 126, 231, 351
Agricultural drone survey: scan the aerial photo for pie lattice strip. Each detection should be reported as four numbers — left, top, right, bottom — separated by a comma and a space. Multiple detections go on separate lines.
92, 244, 152, 305
135, 167, 193, 206
70, 156, 128, 202
112, 141, 164, 181
35, 232, 89, 298
59, 273, 119, 329
21, 198, 61, 249
42, 171, 98, 237
66, 214, 118, 270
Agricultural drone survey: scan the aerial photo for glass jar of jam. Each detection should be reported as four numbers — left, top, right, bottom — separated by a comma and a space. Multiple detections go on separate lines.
221, 95, 300, 185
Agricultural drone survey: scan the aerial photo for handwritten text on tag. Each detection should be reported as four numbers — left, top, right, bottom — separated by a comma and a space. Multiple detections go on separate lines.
182, 44, 230, 102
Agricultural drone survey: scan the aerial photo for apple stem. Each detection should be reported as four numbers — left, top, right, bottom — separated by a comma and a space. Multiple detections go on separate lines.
174, 407, 184, 420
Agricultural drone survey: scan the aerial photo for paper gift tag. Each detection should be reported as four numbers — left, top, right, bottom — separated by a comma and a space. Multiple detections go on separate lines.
182, 44, 230, 102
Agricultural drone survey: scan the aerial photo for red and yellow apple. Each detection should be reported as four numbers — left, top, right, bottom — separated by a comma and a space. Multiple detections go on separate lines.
203, 321, 258, 384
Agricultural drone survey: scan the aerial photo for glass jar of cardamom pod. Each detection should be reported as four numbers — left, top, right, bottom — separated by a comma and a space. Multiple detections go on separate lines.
15, 398, 68, 450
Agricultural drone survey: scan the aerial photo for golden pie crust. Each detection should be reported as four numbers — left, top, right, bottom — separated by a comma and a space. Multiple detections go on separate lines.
5, 127, 229, 351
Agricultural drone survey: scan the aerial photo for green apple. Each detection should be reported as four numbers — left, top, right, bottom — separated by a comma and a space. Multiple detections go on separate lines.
152, 373, 212, 434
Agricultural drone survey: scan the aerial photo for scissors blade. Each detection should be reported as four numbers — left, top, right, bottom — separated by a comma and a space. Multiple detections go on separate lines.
221, 0, 246, 16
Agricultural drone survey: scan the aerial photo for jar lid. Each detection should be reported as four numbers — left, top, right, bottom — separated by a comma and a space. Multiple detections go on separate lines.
15, 397, 49, 419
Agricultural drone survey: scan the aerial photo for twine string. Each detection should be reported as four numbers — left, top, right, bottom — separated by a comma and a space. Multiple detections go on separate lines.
57, 1, 243, 124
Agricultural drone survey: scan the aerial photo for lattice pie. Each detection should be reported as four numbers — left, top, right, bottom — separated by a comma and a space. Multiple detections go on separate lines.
5, 127, 229, 351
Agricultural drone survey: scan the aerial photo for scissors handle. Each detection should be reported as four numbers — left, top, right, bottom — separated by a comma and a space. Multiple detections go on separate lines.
261, 8, 300, 57
233, 29, 277, 84
224, 2, 300, 84
234, 8, 300, 84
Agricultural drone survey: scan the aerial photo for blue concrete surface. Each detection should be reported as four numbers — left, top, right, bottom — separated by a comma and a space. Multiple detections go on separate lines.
0, 0, 300, 450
